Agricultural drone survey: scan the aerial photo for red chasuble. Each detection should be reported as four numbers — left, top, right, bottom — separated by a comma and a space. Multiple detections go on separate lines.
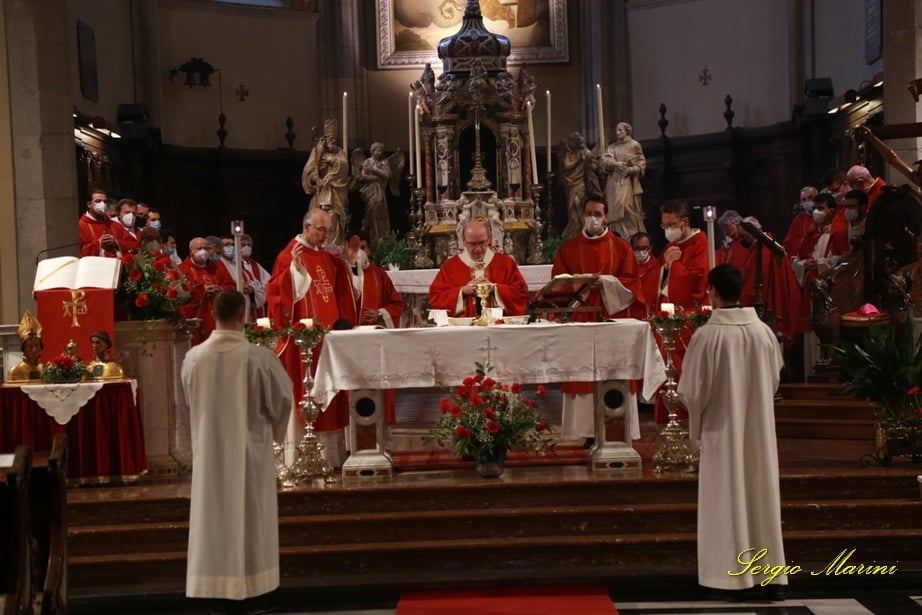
429, 250, 528, 317
734, 239, 802, 347
178, 258, 236, 345
266, 238, 357, 432
782, 211, 815, 258
78, 213, 118, 258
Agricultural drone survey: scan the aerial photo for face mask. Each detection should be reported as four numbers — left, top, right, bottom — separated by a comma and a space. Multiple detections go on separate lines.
812, 209, 828, 224
844, 208, 859, 223
210, 253, 220, 263
633, 249, 650, 264
148, 220, 162, 231
240, 245, 253, 258
802, 201, 814, 214
583, 216, 603, 234
664, 226, 683, 243
91, 201, 107, 216
121, 212, 135, 228
193, 249, 209, 265
356, 249, 369, 269
135, 215, 147, 227
222, 246, 235, 259
163, 246, 175, 257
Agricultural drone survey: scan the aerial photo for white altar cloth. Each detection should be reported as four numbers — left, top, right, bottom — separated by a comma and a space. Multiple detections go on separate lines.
17, 379, 138, 425
387, 264, 553, 294
312, 319, 666, 410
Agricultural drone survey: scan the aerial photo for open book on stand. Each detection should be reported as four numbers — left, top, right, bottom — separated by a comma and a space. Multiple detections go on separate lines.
34, 256, 121, 291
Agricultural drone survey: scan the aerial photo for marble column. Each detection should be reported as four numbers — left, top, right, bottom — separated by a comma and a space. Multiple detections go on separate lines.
882, 0, 922, 181
0, 3, 18, 323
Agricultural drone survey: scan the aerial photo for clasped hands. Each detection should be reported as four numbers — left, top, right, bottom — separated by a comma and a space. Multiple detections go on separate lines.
462, 275, 492, 297
663, 245, 682, 267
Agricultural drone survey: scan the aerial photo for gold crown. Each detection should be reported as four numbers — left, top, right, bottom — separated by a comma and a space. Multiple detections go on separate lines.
17, 310, 42, 343
323, 119, 338, 139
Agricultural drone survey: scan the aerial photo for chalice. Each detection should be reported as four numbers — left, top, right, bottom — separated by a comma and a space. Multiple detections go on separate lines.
473, 283, 494, 326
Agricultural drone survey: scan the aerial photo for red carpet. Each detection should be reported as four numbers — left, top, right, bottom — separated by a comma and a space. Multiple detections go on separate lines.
397, 586, 617, 614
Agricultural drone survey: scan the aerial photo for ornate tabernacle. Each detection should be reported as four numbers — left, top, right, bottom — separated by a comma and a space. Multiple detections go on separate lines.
411, 0, 542, 266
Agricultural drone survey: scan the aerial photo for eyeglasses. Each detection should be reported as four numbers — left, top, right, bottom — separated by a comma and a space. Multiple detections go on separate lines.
660, 222, 683, 230
464, 240, 489, 248
310, 225, 332, 234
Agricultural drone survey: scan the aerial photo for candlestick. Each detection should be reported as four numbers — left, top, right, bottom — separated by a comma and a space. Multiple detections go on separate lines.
407, 92, 414, 177
546, 90, 552, 171
704, 205, 716, 270
596, 84, 606, 150
660, 303, 675, 315
526, 101, 539, 185
231, 220, 244, 293
415, 105, 422, 189
342, 92, 348, 151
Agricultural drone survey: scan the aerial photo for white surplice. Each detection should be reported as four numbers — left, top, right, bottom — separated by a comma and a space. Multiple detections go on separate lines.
182, 329, 292, 600
677, 307, 787, 591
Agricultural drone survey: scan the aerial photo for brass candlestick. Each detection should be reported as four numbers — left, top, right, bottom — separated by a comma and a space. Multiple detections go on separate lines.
289, 336, 335, 483
652, 319, 698, 473
473, 283, 494, 326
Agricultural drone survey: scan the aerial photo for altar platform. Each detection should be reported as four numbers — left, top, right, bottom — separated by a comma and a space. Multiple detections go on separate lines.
64, 384, 922, 606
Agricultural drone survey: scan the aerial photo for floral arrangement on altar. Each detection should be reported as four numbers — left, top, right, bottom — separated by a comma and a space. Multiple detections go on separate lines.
117, 250, 190, 322
245, 318, 329, 346
427, 363, 555, 461
42, 353, 88, 384
649, 304, 712, 331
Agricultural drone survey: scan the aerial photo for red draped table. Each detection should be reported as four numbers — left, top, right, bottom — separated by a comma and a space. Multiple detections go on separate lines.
0, 380, 147, 485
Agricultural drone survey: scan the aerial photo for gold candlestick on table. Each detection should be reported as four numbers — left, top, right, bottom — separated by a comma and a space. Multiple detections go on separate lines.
473, 283, 494, 326
289, 336, 336, 483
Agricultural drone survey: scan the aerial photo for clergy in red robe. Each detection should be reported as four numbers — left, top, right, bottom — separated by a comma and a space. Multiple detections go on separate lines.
654, 199, 710, 425
429, 220, 528, 317
629, 232, 662, 319
782, 186, 818, 258
847, 164, 886, 208
79, 188, 121, 257
265, 208, 357, 442
716, 210, 748, 270
179, 236, 237, 345
111, 198, 142, 255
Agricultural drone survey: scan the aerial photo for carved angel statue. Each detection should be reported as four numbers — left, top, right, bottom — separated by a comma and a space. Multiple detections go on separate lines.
302, 119, 350, 245
350, 143, 406, 246
494, 69, 516, 111
517, 64, 536, 111
467, 58, 490, 109
559, 131, 602, 239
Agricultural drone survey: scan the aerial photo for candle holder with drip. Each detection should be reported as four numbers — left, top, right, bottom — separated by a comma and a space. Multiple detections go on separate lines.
651, 316, 699, 473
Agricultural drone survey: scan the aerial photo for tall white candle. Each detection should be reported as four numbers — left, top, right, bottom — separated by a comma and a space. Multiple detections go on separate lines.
300, 318, 314, 328
526, 101, 539, 185
546, 90, 552, 171
660, 303, 675, 315
407, 92, 415, 177
415, 105, 423, 189
596, 84, 606, 150
342, 92, 348, 151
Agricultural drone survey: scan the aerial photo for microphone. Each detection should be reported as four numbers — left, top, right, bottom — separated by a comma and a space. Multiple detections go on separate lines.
35, 242, 82, 265
740, 221, 785, 257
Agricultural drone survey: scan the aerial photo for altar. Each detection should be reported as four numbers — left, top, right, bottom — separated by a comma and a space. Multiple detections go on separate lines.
312, 320, 666, 477
0, 380, 147, 484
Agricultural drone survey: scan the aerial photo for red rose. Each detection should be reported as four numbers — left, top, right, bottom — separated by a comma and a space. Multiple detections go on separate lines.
494, 319, 504, 325
482, 377, 495, 391
536, 420, 547, 432
128, 269, 143, 281
153, 283, 163, 293
450, 405, 462, 418
511, 382, 521, 394
908, 385, 921, 396
292, 322, 306, 331
166, 287, 178, 298
166, 270, 179, 281
253, 325, 265, 333
484, 408, 496, 419
121, 254, 134, 265
524, 399, 536, 408
537, 384, 548, 397
463, 376, 475, 386
455, 425, 470, 439
154, 258, 171, 271
473, 374, 484, 384
469, 393, 483, 406
135, 293, 150, 308
440, 398, 453, 414
455, 385, 468, 397
59, 356, 74, 370
487, 421, 500, 434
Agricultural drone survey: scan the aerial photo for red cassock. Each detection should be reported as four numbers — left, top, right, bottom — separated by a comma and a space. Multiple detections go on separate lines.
429, 251, 528, 317
636, 254, 663, 319
795, 224, 850, 332
866, 177, 886, 208
357, 262, 404, 424
551, 230, 645, 395
112, 224, 141, 255
78, 214, 119, 258
782, 212, 815, 258
734, 239, 802, 347
178, 258, 236, 345
265, 239, 357, 432
655, 230, 710, 424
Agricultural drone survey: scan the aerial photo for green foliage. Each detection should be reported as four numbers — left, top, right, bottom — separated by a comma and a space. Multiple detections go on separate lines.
541, 235, 563, 263
370, 233, 412, 270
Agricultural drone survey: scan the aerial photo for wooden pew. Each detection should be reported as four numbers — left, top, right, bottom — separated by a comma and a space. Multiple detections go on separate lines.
0, 446, 34, 615
30, 434, 67, 615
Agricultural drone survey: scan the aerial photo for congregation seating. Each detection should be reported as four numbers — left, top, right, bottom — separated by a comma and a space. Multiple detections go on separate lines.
0, 434, 68, 615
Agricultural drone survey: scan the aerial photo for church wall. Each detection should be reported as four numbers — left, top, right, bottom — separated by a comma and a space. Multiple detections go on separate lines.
155, 1, 320, 150
811, 0, 883, 96
626, 0, 792, 141
0, 2, 20, 323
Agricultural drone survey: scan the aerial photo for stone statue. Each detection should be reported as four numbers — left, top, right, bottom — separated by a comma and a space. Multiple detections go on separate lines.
559, 131, 601, 239
517, 64, 536, 111
600, 122, 647, 238
302, 119, 350, 245
350, 143, 406, 246
412, 62, 437, 115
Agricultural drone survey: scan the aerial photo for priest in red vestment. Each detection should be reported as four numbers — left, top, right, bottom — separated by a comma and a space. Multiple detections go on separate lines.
782, 186, 818, 258
265, 209, 357, 465
429, 220, 528, 317
79, 188, 121, 257
344, 230, 404, 423
551, 198, 644, 444
716, 210, 748, 269
847, 164, 886, 208
179, 237, 236, 345
654, 199, 710, 426
630, 232, 662, 318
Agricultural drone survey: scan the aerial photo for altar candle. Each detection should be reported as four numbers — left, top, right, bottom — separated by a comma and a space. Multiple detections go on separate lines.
300, 318, 314, 328
545, 90, 552, 171
407, 91, 415, 177
660, 303, 675, 315
701, 305, 712, 313
342, 92, 348, 150
596, 84, 606, 150
526, 101, 539, 185
256, 317, 271, 328
415, 105, 423, 188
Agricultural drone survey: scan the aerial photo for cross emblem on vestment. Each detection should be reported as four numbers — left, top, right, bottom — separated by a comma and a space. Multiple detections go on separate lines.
313, 264, 333, 303
62, 290, 88, 327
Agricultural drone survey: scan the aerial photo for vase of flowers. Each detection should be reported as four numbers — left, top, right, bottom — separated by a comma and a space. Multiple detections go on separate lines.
116, 250, 190, 323
42, 353, 89, 384
245, 321, 285, 348
427, 363, 555, 477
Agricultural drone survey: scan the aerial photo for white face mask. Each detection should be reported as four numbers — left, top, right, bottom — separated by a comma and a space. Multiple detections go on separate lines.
633, 249, 651, 264
356, 249, 369, 269
802, 200, 815, 213
844, 208, 859, 222
812, 209, 829, 224
92, 201, 107, 216
583, 216, 604, 234
664, 226, 683, 243
240, 245, 253, 258
192, 248, 209, 265
121, 212, 135, 228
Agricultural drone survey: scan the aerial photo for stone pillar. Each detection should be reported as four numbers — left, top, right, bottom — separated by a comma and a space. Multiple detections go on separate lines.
5, 0, 79, 314
0, 3, 19, 323
882, 0, 922, 181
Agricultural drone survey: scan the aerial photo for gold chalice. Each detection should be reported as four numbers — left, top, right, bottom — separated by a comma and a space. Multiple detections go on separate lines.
473, 283, 494, 326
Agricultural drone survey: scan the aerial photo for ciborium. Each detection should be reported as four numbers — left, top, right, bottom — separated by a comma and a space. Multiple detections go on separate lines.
472, 283, 494, 326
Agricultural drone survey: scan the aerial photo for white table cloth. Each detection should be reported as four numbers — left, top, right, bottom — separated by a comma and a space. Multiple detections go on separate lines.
312, 319, 666, 408
18, 379, 138, 425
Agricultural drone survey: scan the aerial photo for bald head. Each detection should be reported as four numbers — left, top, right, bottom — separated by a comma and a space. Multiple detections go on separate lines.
462, 220, 490, 262
303, 208, 332, 248
846, 165, 876, 194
